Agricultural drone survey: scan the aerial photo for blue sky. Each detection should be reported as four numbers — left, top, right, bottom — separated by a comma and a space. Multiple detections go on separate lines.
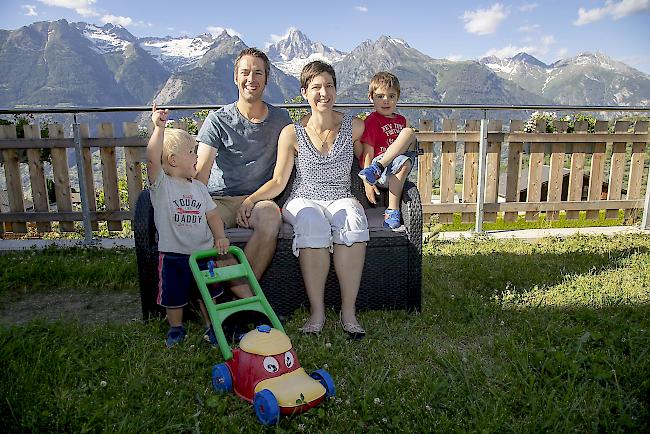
1, 0, 649, 73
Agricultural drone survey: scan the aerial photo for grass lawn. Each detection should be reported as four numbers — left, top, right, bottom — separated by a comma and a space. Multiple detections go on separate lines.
1, 235, 649, 432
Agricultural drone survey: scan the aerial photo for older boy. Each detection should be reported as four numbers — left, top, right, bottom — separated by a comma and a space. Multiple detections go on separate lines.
358, 71, 417, 229
147, 105, 230, 348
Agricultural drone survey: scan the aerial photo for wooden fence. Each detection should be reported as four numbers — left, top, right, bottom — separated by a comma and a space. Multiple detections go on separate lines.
0, 119, 649, 236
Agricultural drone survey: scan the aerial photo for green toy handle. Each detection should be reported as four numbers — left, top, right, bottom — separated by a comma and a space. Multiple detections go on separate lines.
189, 246, 284, 360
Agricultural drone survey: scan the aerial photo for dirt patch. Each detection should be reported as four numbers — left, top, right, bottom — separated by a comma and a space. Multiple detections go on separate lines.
0, 291, 142, 325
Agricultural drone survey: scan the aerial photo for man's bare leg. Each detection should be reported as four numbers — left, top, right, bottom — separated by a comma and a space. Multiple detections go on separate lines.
245, 200, 282, 280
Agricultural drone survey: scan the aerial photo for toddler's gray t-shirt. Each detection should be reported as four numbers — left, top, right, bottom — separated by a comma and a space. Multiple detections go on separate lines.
197, 102, 291, 196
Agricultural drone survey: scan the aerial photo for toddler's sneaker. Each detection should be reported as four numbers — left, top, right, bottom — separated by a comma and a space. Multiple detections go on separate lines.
358, 162, 383, 185
383, 209, 401, 229
203, 325, 218, 347
165, 325, 187, 348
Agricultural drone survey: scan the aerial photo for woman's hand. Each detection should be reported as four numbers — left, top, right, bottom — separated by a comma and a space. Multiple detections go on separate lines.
214, 237, 230, 255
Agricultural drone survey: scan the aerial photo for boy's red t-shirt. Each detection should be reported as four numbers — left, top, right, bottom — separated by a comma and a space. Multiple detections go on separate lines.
360, 111, 407, 159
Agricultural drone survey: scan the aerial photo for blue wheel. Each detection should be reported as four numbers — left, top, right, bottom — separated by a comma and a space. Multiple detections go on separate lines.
211, 363, 232, 393
310, 369, 336, 397
253, 389, 280, 425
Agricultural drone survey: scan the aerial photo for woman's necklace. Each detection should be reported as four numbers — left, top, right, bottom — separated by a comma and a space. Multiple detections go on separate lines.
306, 124, 332, 151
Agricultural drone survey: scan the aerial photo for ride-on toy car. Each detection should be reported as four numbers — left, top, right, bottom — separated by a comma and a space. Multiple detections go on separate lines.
190, 247, 335, 425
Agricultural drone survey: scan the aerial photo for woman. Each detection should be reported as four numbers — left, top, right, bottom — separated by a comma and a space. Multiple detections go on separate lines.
238, 60, 368, 338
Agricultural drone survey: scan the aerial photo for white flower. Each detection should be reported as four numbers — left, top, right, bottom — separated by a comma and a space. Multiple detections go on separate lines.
426, 405, 432, 411
297, 424, 305, 431
382, 418, 388, 423
100, 380, 107, 387
323, 363, 329, 369
325, 342, 332, 348
374, 397, 382, 405
166, 390, 171, 396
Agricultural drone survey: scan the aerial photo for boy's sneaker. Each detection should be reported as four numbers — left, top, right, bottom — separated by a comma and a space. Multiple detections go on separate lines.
383, 209, 401, 229
203, 325, 218, 347
165, 325, 187, 348
358, 162, 383, 185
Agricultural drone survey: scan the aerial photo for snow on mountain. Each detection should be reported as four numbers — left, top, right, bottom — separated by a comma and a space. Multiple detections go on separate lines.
139, 33, 215, 71
266, 28, 346, 78
77, 22, 136, 53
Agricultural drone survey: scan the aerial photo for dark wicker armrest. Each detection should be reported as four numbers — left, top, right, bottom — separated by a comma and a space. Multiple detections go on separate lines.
400, 181, 423, 312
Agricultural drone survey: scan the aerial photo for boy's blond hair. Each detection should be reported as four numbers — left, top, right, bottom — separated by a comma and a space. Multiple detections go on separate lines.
368, 71, 401, 99
162, 128, 195, 165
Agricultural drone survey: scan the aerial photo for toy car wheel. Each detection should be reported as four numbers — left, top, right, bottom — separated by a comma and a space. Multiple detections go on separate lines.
211, 363, 232, 393
310, 369, 336, 397
253, 389, 280, 426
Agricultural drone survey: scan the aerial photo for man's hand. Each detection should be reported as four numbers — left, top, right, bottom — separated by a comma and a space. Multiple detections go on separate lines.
151, 104, 168, 128
236, 197, 255, 228
364, 183, 380, 204
214, 237, 230, 255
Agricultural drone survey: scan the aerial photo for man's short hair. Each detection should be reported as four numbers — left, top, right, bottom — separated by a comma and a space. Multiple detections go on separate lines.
234, 47, 270, 82
369, 71, 401, 99
300, 60, 336, 90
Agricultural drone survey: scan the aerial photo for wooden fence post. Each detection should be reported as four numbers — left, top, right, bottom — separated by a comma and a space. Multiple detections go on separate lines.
24, 124, 51, 233
123, 122, 144, 219
585, 121, 608, 220
99, 123, 122, 231
1, 125, 27, 233
526, 120, 546, 221
79, 124, 99, 231
417, 119, 433, 223
462, 120, 479, 223
547, 121, 568, 221
626, 121, 649, 221
484, 120, 502, 223
504, 120, 523, 223
566, 121, 588, 220
439, 119, 457, 224
607, 121, 630, 219
49, 124, 74, 232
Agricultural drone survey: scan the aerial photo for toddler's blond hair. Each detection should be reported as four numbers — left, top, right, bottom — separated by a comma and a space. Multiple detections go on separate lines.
161, 128, 195, 167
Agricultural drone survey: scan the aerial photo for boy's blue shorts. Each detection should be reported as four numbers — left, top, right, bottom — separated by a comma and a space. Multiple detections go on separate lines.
373, 151, 418, 188
157, 252, 224, 308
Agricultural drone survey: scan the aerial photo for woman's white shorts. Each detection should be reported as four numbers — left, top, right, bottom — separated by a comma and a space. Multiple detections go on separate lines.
282, 197, 369, 257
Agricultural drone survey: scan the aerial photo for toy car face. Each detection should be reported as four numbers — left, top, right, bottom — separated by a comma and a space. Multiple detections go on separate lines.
227, 326, 326, 413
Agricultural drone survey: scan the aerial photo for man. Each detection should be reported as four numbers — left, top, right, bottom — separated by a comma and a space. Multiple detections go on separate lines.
195, 47, 291, 282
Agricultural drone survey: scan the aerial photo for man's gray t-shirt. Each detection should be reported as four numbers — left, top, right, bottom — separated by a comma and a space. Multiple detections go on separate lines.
197, 102, 291, 196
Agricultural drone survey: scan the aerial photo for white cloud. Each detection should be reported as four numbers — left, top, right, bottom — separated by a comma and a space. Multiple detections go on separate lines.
461, 3, 509, 35
518, 23, 540, 32
37, 0, 98, 17
354, 5, 368, 12
574, 0, 650, 25
483, 34, 556, 58
446, 53, 464, 61
22, 4, 38, 16
556, 48, 569, 59
269, 26, 298, 43
101, 14, 131, 26
207, 26, 241, 38
519, 2, 538, 12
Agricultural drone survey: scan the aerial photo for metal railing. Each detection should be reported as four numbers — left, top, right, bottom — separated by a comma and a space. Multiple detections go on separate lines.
1, 103, 649, 243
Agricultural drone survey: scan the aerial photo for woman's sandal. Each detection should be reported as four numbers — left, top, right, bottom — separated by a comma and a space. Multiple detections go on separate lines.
300, 318, 325, 334
339, 312, 365, 340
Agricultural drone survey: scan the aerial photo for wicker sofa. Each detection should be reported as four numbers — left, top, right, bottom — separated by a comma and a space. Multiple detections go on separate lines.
134, 160, 422, 319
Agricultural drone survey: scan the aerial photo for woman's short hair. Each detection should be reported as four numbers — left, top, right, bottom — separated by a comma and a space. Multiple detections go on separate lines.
368, 71, 401, 99
300, 60, 337, 90
235, 47, 271, 82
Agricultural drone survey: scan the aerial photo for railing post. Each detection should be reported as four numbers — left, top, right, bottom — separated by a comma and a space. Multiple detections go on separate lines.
642, 165, 650, 230
475, 116, 488, 233
73, 114, 93, 243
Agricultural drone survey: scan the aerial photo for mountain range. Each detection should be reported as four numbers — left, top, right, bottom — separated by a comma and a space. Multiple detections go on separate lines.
1, 20, 649, 125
